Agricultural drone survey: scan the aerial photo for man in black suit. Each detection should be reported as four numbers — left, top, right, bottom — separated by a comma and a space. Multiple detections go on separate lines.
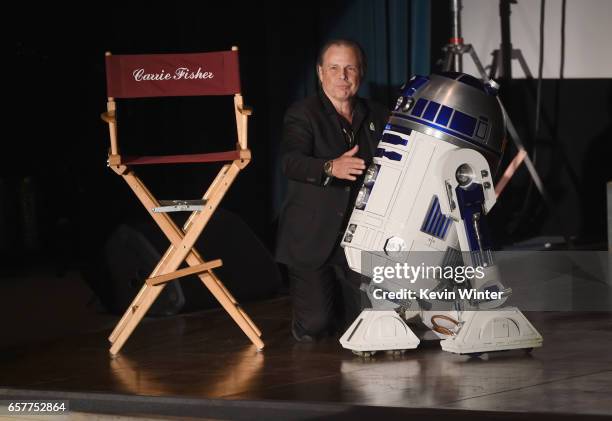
276, 39, 389, 341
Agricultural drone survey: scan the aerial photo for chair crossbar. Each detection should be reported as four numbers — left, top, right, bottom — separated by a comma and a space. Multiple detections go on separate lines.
122, 151, 242, 165
146, 259, 223, 286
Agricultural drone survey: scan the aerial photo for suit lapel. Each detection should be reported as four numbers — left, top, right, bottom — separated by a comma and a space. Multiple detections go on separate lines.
352, 99, 376, 161
318, 90, 348, 155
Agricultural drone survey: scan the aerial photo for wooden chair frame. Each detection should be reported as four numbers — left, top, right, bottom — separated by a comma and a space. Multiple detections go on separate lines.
101, 46, 263, 356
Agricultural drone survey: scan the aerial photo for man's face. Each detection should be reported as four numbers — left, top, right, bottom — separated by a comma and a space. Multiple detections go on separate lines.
317, 45, 362, 103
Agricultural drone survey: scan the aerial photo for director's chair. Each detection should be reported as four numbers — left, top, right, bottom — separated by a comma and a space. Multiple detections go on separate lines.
101, 46, 264, 356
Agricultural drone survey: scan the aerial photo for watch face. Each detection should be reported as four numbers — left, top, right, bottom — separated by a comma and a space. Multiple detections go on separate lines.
325, 161, 333, 175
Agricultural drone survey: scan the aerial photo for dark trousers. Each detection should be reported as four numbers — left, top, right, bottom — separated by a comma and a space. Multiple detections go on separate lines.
289, 247, 366, 337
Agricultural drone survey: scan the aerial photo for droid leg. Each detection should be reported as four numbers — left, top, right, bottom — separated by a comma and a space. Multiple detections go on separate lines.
432, 149, 543, 355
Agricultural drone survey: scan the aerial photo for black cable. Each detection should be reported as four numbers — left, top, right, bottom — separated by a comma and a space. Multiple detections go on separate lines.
535, 0, 545, 138
513, 0, 545, 237
549, 0, 574, 248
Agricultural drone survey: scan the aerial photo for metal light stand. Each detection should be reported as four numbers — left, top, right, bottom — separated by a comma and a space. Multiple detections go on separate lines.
488, 0, 533, 80
441, 0, 488, 78
439, 0, 573, 248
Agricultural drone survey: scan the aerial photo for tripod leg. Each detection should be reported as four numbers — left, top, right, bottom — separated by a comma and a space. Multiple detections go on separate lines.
467, 46, 489, 81
513, 49, 534, 78
442, 49, 453, 72
489, 49, 500, 80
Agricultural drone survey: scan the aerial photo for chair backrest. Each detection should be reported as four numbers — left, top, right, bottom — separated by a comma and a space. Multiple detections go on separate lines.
103, 47, 250, 158
105, 50, 241, 98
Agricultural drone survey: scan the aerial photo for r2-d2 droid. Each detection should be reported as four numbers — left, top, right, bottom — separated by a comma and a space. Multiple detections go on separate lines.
339, 72, 543, 356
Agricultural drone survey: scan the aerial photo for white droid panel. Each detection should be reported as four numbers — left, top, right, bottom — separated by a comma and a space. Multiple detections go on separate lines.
366, 166, 401, 216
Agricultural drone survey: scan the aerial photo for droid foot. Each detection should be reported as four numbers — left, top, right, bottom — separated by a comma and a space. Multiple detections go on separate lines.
440, 307, 543, 355
340, 310, 420, 353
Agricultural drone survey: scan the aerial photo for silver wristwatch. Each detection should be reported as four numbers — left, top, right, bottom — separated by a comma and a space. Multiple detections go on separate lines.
324, 160, 333, 177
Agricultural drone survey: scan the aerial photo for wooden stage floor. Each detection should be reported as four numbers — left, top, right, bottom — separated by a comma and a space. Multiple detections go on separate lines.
1, 297, 611, 420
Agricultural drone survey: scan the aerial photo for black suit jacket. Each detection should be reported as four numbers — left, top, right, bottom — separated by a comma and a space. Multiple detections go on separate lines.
276, 90, 388, 270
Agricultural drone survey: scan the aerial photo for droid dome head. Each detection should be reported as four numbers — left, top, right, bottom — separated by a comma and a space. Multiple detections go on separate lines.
390, 72, 506, 172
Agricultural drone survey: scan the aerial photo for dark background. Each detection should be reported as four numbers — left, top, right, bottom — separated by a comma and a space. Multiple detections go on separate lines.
5, 1, 611, 313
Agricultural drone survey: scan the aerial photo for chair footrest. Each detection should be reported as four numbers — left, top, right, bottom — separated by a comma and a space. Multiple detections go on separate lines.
146, 260, 223, 286
153, 199, 207, 213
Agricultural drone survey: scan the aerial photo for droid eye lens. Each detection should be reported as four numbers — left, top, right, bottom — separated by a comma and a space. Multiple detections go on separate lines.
395, 96, 404, 110
456, 164, 475, 187
402, 97, 414, 112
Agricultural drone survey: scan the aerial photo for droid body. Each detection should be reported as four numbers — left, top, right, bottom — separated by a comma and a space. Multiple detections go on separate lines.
339, 73, 542, 355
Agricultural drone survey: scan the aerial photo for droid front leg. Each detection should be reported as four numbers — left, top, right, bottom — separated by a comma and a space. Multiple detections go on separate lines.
431, 148, 543, 355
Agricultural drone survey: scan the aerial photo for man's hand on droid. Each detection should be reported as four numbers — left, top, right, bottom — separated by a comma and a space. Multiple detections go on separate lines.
331, 145, 366, 181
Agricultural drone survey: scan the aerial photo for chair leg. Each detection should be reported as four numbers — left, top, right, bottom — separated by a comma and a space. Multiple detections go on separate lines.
109, 284, 150, 343
208, 271, 262, 337
200, 271, 264, 350
109, 246, 178, 343
182, 248, 262, 339
110, 284, 166, 355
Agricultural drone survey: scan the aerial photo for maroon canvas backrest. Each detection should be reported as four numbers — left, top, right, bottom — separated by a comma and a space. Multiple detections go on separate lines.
105, 50, 241, 98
